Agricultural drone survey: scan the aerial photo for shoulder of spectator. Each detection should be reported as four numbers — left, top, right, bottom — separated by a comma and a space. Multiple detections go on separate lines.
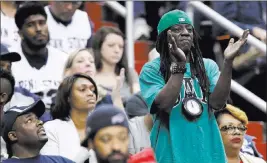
44, 119, 65, 131
240, 152, 266, 163
139, 58, 161, 77
203, 58, 220, 70
128, 116, 145, 125
74, 9, 92, 27
44, 155, 75, 163
47, 46, 68, 59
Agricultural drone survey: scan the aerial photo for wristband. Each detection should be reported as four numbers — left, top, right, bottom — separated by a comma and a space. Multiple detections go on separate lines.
170, 62, 186, 74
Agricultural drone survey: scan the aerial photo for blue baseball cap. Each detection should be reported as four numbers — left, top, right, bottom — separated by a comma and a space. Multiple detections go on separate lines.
2, 95, 45, 144
0, 44, 21, 62
81, 104, 129, 147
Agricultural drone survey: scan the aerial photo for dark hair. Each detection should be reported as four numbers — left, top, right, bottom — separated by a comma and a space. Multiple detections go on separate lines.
15, 2, 47, 29
51, 74, 98, 121
0, 68, 15, 103
155, 27, 211, 128
92, 26, 133, 89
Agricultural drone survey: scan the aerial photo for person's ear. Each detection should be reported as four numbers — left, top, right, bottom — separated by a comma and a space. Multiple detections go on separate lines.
18, 30, 24, 40
88, 139, 94, 150
0, 93, 8, 104
8, 131, 18, 142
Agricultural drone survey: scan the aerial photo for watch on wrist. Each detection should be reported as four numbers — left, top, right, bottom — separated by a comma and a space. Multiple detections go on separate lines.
170, 62, 186, 74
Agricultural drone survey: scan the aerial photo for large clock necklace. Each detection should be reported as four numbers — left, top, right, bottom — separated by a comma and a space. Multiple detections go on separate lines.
182, 83, 203, 121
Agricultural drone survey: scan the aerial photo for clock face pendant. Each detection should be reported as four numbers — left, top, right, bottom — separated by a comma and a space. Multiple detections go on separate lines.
182, 98, 203, 121
185, 99, 202, 115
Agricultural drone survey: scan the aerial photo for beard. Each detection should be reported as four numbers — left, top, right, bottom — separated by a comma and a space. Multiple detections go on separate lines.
95, 149, 128, 163
23, 34, 50, 50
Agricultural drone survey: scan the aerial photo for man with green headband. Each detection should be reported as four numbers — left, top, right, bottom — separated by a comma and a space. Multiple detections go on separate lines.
139, 9, 249, 163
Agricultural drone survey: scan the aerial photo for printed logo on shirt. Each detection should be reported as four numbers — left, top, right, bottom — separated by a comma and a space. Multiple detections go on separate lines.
48, 38, 88, 53
17, 79, 60, 109
174, 78, 207, 107
1, 27, 20, 43
18, 80, 60, 91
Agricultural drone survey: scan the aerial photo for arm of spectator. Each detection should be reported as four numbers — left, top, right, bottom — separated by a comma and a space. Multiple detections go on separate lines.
204, 59, 226, 110
128, 115, 151, 154
139, 63, 183, 114
130, 68, 141, 94
111, 68, 126, 110
144, 114, 153, 131
209, 30, 249, 109
40, 122, 60, 155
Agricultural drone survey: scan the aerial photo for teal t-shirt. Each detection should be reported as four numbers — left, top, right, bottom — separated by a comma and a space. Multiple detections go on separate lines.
139, 57, 227, 163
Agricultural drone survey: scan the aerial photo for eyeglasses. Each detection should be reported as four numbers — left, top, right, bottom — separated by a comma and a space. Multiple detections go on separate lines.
220, 125, 247, 135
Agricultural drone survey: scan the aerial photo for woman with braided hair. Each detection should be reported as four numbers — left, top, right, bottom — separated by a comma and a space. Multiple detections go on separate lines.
139, 9, 249, 163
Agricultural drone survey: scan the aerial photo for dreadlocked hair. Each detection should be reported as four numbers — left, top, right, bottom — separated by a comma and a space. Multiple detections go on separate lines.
156, 28, 212, 125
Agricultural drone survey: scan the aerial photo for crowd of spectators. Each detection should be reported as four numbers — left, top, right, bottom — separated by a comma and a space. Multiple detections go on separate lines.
0, 1, 265, 163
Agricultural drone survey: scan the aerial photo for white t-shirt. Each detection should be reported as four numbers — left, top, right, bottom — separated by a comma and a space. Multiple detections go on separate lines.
128, 116, 151, 154
10, 45, 68, 109
44, 6, 92, 54
40, 119, 97, 163
0, 11, 20, 48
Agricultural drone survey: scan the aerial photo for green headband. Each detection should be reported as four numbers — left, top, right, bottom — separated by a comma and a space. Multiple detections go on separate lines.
157, 9, 193, 35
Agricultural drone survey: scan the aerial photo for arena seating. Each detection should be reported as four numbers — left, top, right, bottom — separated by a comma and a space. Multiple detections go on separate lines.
247, 121, 266, 160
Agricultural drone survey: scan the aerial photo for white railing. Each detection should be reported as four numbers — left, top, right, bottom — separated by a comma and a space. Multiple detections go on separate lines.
188, 1, 266, 113
105, 1, 126, 17
104, 1, 266, 113
231, 80, 266, 112
126, 1, 135, 69
105, 1, 135, 69
188, 1, 266, 54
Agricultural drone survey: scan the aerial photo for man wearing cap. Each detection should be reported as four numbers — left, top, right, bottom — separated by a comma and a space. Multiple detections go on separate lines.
0, 43, 52, 122
81, 104, 130, 163
139, 9, 249, 163
2, 97, 74, 163
0, 43, 21, 113
0, 43, 21, 73
0, 45, 20, 161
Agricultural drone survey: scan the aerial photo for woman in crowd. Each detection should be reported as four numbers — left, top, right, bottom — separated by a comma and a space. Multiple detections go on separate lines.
40, 74, 98, 163
92, 26, 140, 102
62, 48, 152, 156
215, 104, 266, 163
64, 48, 124, 109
